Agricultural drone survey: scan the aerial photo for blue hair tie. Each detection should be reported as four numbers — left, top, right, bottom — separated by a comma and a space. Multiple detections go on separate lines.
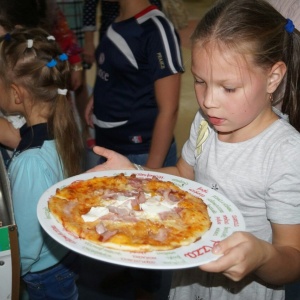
285, 18, 295, 33
59, 53, 68, 61
46, 59, 57, 68
4, 33, 11, 41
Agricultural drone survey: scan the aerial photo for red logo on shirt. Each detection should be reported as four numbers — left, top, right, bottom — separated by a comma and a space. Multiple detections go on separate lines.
131, 136, 143, 143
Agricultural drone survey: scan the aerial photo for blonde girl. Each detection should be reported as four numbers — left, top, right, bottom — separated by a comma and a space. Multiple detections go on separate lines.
88, 0, 300, 299
0, 27, 83, 299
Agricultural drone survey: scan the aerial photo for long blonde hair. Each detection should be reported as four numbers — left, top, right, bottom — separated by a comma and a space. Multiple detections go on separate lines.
0, 27, 84, 176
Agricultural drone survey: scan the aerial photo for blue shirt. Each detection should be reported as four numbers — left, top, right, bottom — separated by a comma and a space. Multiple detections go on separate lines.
8, 124, 68, 275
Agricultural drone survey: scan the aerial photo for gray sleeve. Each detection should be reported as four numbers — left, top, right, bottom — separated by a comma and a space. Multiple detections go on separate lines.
266, 136, 300, 224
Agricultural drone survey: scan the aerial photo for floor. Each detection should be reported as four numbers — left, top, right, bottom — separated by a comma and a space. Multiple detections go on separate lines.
80, 1, 215, 299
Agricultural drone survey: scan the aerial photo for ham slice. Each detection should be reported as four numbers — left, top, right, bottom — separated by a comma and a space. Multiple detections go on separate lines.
100, 230, 119, 242
95, 222, 106, 234
150, 227, 168, 242
107, 205, 131, 216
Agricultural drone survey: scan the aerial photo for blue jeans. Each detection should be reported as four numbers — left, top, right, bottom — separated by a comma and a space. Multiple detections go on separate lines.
96, 141, 178, 167
22, 252, 79, 300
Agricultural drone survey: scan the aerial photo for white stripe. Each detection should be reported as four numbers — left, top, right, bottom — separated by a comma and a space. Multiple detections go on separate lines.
92, 114, 128, 128
152, 18, 176, 73
137, 10, 183, 73
107, 26, 138, 69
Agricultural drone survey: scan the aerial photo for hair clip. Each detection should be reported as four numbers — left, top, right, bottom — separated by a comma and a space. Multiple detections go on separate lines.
58, 53, 68, 61
4, 33, 11, 41
27, 39, 33, 49
285, 18, 295, 33
47, 35, 56, 41
57, 88, 68, 95
46, 59, 57, 68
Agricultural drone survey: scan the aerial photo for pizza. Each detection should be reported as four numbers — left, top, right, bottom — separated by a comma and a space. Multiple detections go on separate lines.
48, 173, 211, 252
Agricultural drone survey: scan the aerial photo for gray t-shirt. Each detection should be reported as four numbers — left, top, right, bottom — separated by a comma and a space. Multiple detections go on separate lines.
169, 110, 300, 300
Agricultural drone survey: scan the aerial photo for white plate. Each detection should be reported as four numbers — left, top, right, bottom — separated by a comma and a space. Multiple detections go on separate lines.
37, 170, 246, 270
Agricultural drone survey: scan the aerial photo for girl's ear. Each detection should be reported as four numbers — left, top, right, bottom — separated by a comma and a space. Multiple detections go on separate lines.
10, 84, 25, 104
267, 61, 287, 93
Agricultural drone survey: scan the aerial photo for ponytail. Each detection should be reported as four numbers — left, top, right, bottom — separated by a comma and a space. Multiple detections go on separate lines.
0, 28, 84, 176
281, 26, 300, 132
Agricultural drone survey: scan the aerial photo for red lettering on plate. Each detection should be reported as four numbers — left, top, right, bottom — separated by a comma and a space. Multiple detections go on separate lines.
197, 186, 208, 194
232, 215, 239, 227
223, 215, 229, 225
51, 225, 76, 244
189, 189, 205, 197
184, 241, 219, 259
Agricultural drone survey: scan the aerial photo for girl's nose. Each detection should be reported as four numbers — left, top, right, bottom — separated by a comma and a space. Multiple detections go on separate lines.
202, 87, 217, 108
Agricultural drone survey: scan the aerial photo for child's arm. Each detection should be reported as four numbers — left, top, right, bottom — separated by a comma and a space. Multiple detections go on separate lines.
199, 224, 300, 285
0, 117, 21, 149
145, 74, 181, 169
88, 146, 195, 180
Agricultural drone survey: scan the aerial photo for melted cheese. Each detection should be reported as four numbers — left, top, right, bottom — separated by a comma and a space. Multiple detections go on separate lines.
81, 207, 109, 222
139, 197, 177, 220
81, 194, 178, 222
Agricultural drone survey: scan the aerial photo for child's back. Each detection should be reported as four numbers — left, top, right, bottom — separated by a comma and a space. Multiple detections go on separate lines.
0, 28, 83, 299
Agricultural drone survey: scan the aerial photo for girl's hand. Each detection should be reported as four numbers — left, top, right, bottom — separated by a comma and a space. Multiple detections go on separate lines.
199, 231, 266, 281
87, 146, 135, 172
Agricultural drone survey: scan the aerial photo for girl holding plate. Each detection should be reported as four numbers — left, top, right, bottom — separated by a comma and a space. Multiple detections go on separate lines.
88, 0, 300, 299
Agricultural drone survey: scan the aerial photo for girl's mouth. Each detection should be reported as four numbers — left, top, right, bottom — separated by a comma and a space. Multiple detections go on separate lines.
208, 116, 224, 126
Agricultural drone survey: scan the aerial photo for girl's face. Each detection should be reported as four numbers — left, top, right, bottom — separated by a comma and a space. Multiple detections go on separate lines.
192, 42, 277, 142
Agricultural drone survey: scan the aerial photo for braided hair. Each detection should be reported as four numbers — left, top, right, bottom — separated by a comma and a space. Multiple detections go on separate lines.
0, 27, 84, 176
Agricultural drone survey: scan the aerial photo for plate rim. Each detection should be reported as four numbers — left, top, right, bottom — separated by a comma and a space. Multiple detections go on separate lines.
37, 170, 246, 269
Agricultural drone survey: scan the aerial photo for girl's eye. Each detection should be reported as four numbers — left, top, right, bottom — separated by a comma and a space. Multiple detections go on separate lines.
194, 79, 205, 85
224, 87, 236, 93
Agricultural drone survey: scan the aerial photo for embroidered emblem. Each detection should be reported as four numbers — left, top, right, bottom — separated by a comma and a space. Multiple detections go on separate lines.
211, 183, 218, 191
131, 136, 143, 143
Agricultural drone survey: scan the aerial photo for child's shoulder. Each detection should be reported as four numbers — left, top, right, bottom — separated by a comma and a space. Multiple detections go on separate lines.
266, 119, 300, 159
10, 141, 58, 171
9, 141, 63, 185
275, 118, 300, 139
